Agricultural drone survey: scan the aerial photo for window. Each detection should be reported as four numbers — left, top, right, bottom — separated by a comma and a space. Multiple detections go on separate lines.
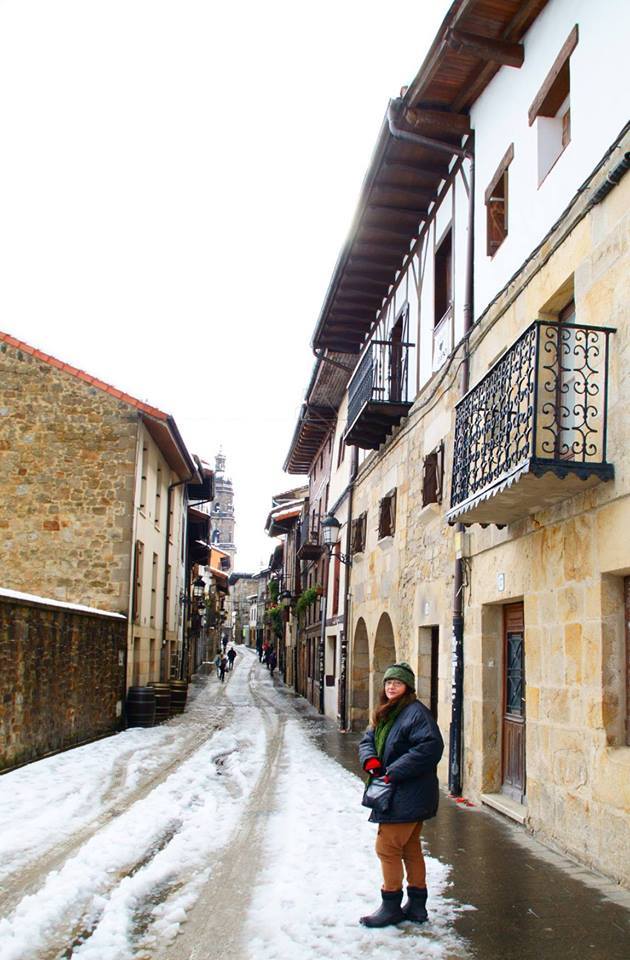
485, 144, 513, 256
351, 512, 367, 554
378, 490, 397, 539
390, 305, 408, 402
139, 445, 148, 512
529, 25, 578, 184
422, 442, 445, 506
337, 435, 345, 468
132, 540, 144, 623
434, 227, 452, 328
150, 553, 158, 624
332, 543, 341, 616
154, 465, 162, 527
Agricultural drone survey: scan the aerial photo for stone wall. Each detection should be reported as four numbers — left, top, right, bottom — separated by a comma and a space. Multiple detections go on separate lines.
0, 341, 138, 612
0, 594, 127, 770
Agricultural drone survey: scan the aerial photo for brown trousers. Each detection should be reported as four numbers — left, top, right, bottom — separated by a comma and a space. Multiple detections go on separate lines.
375, 821, 426, 891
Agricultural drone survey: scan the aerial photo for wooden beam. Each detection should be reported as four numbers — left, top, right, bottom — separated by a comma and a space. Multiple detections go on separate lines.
403, 106, 471, 137
348, 256, 403, 273
335, 289, 384, 305
373, 182, 435, 203
361, 224, 417, 240
452, 0, 545, 113
328, 309, 371, 321
367, 203, 427, 219
447, 29, 524, 68
383, 160, 449, 178
340, 283, 389, 299
351, 243, 407, 258
342, 273, 391, 290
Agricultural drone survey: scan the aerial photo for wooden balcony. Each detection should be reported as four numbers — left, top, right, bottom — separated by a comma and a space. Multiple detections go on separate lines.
296, 521, 323, 561
345, 338, 413, 449
447, 320, 615, 527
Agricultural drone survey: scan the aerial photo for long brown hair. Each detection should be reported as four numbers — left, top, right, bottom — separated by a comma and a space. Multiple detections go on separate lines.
372, 686, 416, 727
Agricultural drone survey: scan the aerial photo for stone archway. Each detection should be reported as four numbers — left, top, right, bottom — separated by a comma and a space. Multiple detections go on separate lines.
350, 618, 370, 731
372, 612, 397, 714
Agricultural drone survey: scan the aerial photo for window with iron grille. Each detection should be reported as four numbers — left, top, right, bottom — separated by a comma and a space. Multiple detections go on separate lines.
378, 490, 397, 539
351, 512, 367, 554
422, 442, 445, 506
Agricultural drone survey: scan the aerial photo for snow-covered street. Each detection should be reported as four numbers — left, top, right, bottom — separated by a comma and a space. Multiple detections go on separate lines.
0, 648, 469, 960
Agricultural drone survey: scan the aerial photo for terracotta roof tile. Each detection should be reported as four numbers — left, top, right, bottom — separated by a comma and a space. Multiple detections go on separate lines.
0, 329, 169, 421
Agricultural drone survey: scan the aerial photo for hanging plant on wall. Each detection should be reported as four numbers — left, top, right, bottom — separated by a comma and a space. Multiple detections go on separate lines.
268, 579, 280, 603
295, 586, 321, 617
264, 604, 284, 638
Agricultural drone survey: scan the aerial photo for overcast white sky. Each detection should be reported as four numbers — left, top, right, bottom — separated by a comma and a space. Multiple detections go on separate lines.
0, 0, 450, 570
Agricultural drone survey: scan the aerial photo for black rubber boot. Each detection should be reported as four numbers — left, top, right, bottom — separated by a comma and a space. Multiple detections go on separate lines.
401, 885, 428, 923
359, 889, 404, 927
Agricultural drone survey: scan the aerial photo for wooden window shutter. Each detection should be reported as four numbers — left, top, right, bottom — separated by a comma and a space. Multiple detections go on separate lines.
389, 490, 397, 536
422, 443, 444, 506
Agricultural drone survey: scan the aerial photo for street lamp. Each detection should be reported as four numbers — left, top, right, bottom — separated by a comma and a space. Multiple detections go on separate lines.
192, 576, 206, 610
321, 513, 352, 565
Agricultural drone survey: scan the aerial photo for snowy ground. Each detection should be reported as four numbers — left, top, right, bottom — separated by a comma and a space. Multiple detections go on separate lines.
0, 648, 471, 960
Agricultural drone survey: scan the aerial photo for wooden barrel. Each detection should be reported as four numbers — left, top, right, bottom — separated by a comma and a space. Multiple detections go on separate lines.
126, 686, 156, 728
148, 682, 171, 724
169, 680, 188, 716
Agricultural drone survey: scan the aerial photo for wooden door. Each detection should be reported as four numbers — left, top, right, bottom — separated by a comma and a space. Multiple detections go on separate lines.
430, 626, 439, 721
502, 603, 526, 802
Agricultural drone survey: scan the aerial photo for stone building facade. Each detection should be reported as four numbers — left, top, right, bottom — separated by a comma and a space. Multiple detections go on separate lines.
0, 332, 199, 690
284, 0, 630, 885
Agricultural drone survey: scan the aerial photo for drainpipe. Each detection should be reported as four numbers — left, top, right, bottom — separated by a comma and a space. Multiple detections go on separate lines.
338, 445, 358, 731
449, 138, 474, 797
160, 479, 188, 681
387, 98, 473, 160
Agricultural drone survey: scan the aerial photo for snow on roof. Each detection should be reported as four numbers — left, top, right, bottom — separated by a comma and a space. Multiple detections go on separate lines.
0, 587, 126, 619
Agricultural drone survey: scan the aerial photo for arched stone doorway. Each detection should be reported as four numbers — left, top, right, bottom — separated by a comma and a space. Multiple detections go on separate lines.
372, 612, 397, 714
350, 618, 370, 731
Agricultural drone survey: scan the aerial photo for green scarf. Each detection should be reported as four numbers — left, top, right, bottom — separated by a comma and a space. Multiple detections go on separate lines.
374, 701, 406, 761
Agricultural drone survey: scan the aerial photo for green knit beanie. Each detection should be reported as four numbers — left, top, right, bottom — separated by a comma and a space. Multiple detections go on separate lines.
383, 661, 415, 690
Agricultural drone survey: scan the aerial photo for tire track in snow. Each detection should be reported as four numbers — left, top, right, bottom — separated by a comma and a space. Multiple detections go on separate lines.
151, 655, 286, 960
0, 700, 232, 919
0, 652, 262, 960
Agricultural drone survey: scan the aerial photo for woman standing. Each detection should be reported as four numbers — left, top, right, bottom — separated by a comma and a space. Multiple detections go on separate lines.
358, 662, 444, 928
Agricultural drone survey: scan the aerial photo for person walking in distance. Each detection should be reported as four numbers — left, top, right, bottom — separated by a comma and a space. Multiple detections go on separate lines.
213, 651, 222, 678
268, 649, 277, 677
358, 662, 443, 928
227, 646, 237, 672
219, 654, 227, 683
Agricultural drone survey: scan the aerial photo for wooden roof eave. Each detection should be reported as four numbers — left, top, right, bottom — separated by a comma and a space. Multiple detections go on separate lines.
310, 0, 547, 355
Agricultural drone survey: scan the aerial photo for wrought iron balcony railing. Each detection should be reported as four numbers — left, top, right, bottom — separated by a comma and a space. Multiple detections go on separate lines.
345, 338, 413, 449
447, 320, 615, 526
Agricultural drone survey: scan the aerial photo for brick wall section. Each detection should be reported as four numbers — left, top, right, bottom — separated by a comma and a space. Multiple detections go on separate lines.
0, 342, 138, 611
0, 596, 127, 770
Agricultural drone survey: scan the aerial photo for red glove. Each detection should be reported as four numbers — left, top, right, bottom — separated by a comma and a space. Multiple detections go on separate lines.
364, 757, 385, 777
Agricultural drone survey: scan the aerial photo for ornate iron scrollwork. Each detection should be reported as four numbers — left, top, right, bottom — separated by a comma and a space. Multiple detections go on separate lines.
450, 320, 614, 510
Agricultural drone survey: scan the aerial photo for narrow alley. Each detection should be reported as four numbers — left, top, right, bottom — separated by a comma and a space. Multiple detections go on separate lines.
0, 647, 628, 960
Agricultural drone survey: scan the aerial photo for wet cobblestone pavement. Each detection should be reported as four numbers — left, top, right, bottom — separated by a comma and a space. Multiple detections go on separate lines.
274, 677, 630, 960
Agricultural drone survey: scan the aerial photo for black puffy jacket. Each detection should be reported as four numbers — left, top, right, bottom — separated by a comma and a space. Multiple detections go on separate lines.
358, 700, 444, 823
